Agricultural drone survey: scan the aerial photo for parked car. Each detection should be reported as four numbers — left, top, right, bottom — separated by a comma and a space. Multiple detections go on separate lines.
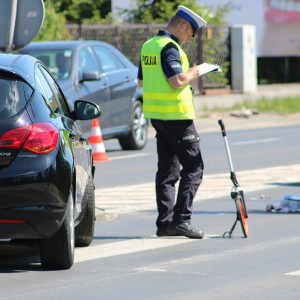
0, 53, 101, 269
18, 40, 148, 150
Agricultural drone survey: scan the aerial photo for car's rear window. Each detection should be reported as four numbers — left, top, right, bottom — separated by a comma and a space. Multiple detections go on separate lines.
26, 50, 73, 80
0, 77, 33, 118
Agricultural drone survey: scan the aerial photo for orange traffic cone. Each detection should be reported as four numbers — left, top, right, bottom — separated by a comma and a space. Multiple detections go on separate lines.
89, 119, 110, 162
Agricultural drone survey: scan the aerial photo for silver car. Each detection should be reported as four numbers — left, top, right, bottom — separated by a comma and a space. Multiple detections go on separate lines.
19, 40, 148, 150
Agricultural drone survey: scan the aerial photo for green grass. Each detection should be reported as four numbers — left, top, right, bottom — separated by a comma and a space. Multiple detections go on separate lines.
203, 96, 300, 115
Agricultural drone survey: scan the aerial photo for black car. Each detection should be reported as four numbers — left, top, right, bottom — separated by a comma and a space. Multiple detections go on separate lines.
19, 40, 148, 150
0, 53, 101, 269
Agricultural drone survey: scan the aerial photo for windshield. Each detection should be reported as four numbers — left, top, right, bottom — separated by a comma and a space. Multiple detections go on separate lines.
27, 49, 73, 80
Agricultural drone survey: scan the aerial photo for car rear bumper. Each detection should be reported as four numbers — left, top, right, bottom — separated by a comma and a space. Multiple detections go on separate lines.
0, 184, 67, 239
0, 205, 66, 239
0, 152, 72, 239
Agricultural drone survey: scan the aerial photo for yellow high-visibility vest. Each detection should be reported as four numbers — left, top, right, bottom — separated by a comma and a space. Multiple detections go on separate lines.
141, 36, 195, 120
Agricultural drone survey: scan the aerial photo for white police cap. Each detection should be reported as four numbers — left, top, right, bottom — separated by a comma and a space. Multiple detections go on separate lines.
176, 5, 207, 32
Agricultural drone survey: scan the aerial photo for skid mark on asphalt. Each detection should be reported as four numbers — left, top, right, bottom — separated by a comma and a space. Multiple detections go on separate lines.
95, 164, 300, 215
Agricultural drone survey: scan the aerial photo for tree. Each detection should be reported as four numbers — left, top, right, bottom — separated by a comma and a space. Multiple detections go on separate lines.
124, 0, 229, 25
50, 0, 112, 24
35, 1, 70, 41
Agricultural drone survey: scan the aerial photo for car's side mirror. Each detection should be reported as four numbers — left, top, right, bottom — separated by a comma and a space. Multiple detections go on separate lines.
73, 100, 101, 120
79, 71, 100, 83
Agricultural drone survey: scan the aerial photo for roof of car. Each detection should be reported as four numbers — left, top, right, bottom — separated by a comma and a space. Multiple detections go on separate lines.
21, 40, 113, 51
0, 53, 37, 87
19, 40, 138, 70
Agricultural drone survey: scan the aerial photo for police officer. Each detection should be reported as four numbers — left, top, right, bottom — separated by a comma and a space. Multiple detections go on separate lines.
138, 6, 207, 239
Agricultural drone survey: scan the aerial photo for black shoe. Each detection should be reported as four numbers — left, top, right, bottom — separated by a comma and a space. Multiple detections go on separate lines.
156, 228, 179, 237
168, 222, 204, 239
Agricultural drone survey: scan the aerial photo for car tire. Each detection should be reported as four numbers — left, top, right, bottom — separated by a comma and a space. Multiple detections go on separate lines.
119, 101, 148, 150
40, 190, 75, 270
75, 179, 95, 247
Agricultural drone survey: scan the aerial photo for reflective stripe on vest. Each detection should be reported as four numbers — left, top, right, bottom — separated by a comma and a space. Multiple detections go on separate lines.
141, 36, 195, 120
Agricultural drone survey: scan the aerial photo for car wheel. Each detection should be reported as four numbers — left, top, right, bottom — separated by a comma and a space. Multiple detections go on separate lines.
119, 101, 148, 150
75, 179, 95, 247
40, 190, 75, 270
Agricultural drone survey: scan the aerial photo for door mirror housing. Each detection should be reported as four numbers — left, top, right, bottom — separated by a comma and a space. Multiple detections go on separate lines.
73, 100, 101, 120
79, 71, 100, 83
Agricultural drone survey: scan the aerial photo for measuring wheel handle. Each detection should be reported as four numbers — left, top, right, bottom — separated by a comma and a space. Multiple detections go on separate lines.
218, 119, 226, 137
218, 119, 249, 238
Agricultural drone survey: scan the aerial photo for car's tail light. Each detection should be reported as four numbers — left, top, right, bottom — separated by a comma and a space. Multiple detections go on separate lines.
0, 123, 59, 154
0, 126, 31, 148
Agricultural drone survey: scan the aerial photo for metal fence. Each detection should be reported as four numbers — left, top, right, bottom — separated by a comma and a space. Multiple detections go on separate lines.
66, 24, 230, 92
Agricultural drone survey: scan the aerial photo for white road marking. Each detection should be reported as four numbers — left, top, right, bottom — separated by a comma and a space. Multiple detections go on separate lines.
232, 138, 280, 146
74, 234, 225, 263
103, 153, 151, 161
90, 164, 300, 273
95, 164, 300, 214
285, 270, 300, 276
75, 238, 196, 263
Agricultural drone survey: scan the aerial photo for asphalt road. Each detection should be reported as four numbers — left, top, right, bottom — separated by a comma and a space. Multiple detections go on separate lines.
0, 84, 299, 299
93, 121, 300, 218
1, 168, 299, 299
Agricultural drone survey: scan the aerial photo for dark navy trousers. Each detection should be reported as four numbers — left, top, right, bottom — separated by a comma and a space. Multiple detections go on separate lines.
151, 119, 204, 230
